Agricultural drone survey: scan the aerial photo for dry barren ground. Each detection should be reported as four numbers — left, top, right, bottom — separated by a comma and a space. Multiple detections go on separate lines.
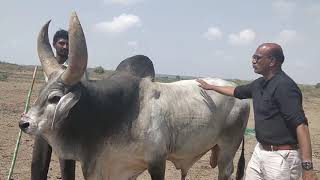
1, 63, 319, 179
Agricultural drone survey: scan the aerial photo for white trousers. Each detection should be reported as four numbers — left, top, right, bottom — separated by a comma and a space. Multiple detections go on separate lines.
245, 143, 302, 180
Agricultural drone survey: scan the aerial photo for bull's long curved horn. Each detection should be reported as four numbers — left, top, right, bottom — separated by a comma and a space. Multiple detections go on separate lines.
37, 20, 61, 77
61, 12, 88, 85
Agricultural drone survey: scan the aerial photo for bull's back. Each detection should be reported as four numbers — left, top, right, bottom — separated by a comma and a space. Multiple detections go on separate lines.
138, 78, 246, 154
156, 78, 238, 123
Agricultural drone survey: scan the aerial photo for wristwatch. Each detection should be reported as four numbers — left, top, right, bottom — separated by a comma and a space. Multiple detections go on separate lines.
301, 161, 313, 171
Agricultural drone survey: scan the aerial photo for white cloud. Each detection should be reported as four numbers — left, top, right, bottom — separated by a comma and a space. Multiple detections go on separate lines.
104, 0, 143, 5
204, 27, 223, 40
228, 29, 256, 46
272, 0, 296, 18
95, 14, 141, 33
275, 30, 297, 45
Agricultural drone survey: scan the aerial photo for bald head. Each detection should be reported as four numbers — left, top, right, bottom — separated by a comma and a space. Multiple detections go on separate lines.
257, 43, 285, 63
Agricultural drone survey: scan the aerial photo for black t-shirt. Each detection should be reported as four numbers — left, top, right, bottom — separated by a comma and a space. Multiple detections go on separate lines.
234, 71, 307, 145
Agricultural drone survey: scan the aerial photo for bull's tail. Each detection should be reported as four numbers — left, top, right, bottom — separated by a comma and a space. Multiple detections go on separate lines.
235, 137, 245, 180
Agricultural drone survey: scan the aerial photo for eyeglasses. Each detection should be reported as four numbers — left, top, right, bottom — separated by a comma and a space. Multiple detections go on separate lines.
252, 54, 272, 62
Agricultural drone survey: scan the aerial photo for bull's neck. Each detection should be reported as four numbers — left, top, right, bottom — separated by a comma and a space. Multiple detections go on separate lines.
56, 75, 141, 154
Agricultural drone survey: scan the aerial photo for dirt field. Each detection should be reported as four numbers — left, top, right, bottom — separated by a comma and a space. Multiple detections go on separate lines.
1, 63, 319, 179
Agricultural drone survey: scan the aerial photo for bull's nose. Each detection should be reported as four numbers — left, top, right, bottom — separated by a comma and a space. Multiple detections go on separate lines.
19, 121, 30, 130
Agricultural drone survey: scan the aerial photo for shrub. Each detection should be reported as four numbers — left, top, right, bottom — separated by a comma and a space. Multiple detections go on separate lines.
315, 83, 320, 89
0, 72, 8, 81
94, 66, 105, 74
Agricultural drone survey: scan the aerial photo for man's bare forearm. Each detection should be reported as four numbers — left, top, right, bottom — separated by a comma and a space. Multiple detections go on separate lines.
296, 123, 312, 161
209, 85, 235, 97
196, 79, 235, 97
296, 123, 319, 179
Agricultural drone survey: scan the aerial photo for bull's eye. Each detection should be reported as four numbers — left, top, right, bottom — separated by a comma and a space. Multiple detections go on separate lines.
48, 96, 61, 104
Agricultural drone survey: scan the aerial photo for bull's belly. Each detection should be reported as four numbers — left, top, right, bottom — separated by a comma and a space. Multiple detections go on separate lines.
167, 112, 222, 152
84, 124, 221, 179
89, 143, 147, 180
167, 125, 220, 169
173, 131, 219, 155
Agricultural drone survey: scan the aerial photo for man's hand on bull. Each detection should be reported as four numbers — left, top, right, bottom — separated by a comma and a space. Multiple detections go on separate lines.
196, 79, 213, 90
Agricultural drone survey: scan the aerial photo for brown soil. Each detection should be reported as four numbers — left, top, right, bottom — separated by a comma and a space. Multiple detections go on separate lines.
1, 64, 319, 179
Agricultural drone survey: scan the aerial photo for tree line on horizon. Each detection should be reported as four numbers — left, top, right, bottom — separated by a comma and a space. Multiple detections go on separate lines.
0, 60, 319, 88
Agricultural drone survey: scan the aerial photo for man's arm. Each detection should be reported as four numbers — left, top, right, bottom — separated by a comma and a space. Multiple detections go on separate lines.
297, 123, 312, 163
196, 79, 235, 97
296, 123, 318, 180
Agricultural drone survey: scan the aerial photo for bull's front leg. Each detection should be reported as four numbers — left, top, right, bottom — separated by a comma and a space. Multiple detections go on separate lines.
59, 159, 75, 180
145, 102, 169, 180
31, 136, 52, 180
145, 133, 167, 180
148, 158, 166, 180
145, 127, 167, 180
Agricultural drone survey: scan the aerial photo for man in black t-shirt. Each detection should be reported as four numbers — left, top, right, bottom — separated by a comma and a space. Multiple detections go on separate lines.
197, 43, 317, 180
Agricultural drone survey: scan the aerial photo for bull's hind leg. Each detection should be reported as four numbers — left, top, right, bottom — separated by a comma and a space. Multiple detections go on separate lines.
216, 100, 249, 180
216, 127, 246, 180
216, 132, 245, 180
216, 128, 245, 179
215, 138, 242, 180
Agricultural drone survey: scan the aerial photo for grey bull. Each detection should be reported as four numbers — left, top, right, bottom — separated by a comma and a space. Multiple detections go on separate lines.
19, 13, 250, 180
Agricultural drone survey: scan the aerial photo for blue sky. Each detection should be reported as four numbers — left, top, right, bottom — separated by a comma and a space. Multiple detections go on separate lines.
0, 0, 319, 84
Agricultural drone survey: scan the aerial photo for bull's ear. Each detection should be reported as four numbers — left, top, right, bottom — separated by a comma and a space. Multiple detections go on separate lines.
51, 89, 81, 129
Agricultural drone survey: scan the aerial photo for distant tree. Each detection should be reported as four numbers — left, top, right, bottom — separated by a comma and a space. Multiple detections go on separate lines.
94, 66, 105, 74
316, 83, 320, 89
176, 75, 181, 81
